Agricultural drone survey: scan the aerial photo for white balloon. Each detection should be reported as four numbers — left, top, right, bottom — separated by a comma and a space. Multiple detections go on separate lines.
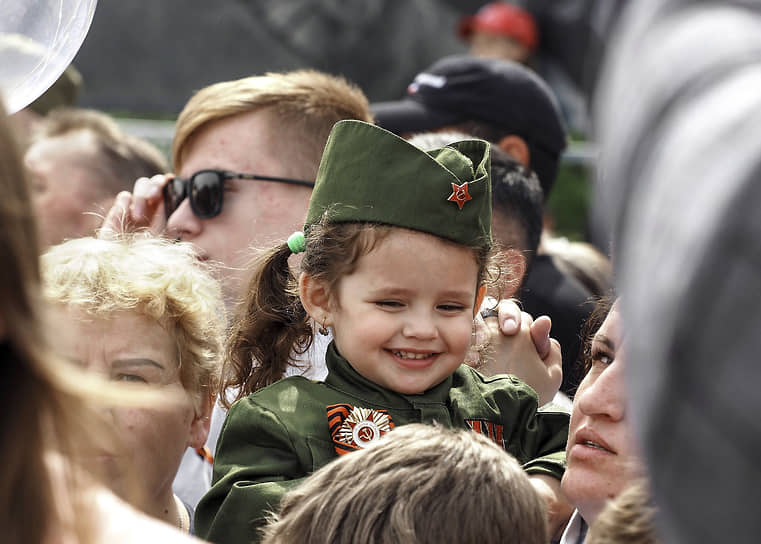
0, 0, 97, 113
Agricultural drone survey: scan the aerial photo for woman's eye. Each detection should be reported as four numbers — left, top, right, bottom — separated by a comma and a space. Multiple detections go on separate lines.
113, 374, 148, 384
591, 350, 614, 366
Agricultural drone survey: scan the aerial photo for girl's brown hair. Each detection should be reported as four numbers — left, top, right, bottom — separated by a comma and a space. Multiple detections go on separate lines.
222, 220, 494, 406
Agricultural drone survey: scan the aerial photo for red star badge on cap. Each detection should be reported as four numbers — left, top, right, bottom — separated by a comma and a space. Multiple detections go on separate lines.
448, 182, 472, 210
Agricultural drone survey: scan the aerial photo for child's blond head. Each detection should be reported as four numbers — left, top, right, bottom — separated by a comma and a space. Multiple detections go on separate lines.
261, 423, 547, 544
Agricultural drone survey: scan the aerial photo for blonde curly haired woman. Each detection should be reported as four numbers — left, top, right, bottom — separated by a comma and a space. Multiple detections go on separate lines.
42, 235, 226, 534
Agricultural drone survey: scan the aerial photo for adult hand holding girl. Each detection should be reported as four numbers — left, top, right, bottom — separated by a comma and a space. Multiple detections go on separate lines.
471, 297, 563, 406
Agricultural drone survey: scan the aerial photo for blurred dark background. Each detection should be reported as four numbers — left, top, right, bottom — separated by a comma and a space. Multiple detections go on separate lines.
74, 0, 468, 114
71, 0, 624, 243
73, 0, 619, 115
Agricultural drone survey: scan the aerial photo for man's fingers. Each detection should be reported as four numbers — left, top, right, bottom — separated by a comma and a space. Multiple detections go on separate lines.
98, 191, 133, 239
131, 174, 168, 222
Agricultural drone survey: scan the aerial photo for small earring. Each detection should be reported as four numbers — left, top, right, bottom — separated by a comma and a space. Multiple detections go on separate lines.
319, 319, 329, 336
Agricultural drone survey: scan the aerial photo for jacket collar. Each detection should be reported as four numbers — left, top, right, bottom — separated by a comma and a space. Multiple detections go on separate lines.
323, 342, 453, 409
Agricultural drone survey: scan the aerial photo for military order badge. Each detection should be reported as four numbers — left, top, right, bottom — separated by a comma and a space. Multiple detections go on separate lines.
327, 404, 395, 455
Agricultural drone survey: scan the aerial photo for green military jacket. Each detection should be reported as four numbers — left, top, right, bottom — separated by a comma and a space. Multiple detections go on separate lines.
195, 343, 569, 543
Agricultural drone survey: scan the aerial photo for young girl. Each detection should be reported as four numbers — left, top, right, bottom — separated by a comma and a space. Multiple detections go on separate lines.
195, 120, 569, 543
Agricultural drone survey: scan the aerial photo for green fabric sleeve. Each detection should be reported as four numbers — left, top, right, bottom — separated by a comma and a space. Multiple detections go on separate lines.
455, 367, 569, 480
522, 449, 567, 479
194, 397, 308, 544
497, 380, 568, 481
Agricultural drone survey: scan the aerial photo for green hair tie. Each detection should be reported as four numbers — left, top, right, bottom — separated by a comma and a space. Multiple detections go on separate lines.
287, 231, 306, 254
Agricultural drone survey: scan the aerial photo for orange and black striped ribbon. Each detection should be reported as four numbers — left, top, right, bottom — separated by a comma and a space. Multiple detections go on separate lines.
195, 446, 214, 465
327, 403, 357, 455
466, 419, 505, 447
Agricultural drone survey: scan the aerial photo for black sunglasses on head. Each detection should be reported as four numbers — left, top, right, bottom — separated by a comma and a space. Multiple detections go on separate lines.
163, 169, 315, 220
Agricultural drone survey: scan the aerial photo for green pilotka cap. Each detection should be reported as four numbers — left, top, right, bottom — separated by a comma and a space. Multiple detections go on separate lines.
305, 120, 492, 249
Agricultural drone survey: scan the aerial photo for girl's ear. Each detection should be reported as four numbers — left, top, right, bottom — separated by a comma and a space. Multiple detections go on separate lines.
299, 273, 333, 325
473, 284, 487, 318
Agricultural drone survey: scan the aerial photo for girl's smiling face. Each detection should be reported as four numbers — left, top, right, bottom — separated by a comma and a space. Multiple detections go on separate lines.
304, 228, 482, 395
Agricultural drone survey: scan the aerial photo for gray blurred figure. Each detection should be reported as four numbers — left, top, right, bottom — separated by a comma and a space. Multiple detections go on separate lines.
595, 1, 761, 542
25, 107, 167, 249
10, 64, 82, 149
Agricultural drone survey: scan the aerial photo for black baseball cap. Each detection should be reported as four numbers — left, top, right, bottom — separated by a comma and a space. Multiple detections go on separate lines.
372, 55, 567, 195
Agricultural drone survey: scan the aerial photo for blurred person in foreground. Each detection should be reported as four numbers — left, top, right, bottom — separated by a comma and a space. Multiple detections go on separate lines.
42, 235, 225, 533
25, 107, 167, 249
261, 424, 548, 544
0, 100, 201, 543
594, 1, 761, 541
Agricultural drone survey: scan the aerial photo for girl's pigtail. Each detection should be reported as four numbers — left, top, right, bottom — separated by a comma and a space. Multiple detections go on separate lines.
221, 243, 313, 407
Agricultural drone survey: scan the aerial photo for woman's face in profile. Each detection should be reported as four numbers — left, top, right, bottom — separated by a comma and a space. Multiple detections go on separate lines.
54, 308, 202, 504
561, 302, 645, 524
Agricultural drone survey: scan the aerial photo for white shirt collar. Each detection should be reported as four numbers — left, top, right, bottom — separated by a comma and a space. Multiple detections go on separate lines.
559, 509, 588, 544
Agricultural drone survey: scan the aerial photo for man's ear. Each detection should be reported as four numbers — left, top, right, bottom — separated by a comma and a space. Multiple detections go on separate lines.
299, 272, 333, 326
497, 135, 530, 167
473, 284, 487, 317
188, 393, 214, 449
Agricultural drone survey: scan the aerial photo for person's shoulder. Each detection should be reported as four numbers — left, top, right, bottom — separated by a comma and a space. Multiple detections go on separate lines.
224, 375, 333, 432
239, 375, 324, 406
451, 364, 539, 401
91, 486, 202, 543
523, 254, 593, 307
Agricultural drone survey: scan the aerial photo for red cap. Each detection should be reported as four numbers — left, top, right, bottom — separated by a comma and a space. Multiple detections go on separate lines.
458, 2, 539, 52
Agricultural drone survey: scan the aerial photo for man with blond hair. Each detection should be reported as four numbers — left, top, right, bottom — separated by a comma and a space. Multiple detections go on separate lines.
106, 70, 373, 305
